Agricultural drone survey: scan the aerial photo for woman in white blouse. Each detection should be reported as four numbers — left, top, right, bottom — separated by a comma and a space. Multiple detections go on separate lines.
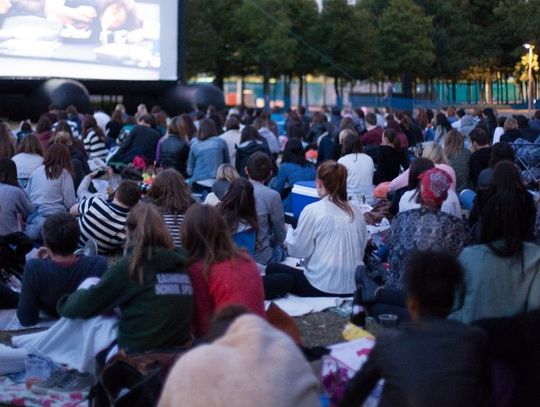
337, 130, 375, 204
263, 161, 368, 299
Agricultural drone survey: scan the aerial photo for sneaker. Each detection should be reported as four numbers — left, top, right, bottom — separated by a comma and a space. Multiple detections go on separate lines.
31, 369, 94, 394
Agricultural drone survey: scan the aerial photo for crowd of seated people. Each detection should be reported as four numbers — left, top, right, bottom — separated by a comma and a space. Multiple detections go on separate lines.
0, 102, 539, 406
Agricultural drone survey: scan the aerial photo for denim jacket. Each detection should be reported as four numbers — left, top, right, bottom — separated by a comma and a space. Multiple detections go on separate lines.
187, 137, 230, 182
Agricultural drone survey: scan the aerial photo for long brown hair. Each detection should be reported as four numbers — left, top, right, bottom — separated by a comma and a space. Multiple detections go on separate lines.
83, 115, 105, 142
147, 169, 194, 214
44, 143, 73, 180
0, 125, 14, 159
126, 203, 174, 285
317, 161, 354, 220
17, 134, 43, 156
444, 129, 464, 159
182, 203, 247, 279
218, 178, 258, 233
197, 119, 218, 141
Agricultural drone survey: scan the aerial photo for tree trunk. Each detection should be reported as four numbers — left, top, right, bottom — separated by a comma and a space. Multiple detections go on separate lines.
505, 74, 509, 104
214, 69, 224, 91
335, 76, 343, 109
298, 75, 304, 107
240, 74, 246, 106
263, 59, 271, 110
322, 76, 327, 106
305, 76, 309, 107
401, 73, 413, 100
284, 74, 291, 110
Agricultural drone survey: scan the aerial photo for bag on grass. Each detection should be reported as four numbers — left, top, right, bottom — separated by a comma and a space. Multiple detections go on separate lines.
90, 347, 189, 407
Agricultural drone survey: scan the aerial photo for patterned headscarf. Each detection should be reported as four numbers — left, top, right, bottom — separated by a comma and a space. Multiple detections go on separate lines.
419, 168, 452, 207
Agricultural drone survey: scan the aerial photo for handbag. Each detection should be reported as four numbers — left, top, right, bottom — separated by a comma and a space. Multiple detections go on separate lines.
90, 347, 190, 407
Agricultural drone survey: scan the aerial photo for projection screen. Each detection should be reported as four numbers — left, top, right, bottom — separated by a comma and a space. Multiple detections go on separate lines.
0, 0, 178, 80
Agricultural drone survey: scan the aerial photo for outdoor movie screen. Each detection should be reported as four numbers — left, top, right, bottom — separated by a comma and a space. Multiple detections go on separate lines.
0, 0, 178, 80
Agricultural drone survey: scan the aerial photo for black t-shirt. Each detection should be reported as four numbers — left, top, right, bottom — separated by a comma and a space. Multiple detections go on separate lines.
469, 147, 492, 187
17, 255, 107, 326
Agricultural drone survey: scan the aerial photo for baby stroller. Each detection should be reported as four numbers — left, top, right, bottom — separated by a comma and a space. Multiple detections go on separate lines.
0, 232, 33, 283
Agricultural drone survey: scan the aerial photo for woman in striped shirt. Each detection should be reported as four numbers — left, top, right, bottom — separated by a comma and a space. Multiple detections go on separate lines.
82, 115, 108, 161
147, 169, 195, 247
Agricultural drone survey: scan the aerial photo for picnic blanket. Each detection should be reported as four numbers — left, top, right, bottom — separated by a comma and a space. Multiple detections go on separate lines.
13, 315, 118, 373
321, 338, 382, 406
0, 309, 57, 331
0, 375, 89, 407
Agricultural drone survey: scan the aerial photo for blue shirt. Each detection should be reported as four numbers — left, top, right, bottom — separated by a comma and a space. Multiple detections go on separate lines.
270, 162, 316, 212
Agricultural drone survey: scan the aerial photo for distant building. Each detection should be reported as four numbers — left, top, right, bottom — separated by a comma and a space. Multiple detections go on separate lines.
316, 0, 357, 10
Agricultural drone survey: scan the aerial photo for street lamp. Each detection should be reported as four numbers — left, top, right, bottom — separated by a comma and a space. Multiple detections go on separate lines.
524, 43, 534, 113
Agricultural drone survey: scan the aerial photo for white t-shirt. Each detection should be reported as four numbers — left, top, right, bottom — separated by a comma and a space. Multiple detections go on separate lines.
12, 153, 44, 179
493, 127, 504, 144
338, 153, 375, 197
219, 129, 241, 164
399, 189, 462, 219
286, 197, 368, 294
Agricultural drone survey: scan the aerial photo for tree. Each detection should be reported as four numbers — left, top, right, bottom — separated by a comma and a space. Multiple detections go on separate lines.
318, 0, 379, 107
415, 0, 477, 101
184, 0, 242, 89
281, 0, 321, 107
233, 0, 296, 108
378, 0, 435, 99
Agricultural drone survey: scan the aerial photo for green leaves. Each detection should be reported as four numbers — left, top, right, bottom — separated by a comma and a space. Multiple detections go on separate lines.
183, 0, 538, 93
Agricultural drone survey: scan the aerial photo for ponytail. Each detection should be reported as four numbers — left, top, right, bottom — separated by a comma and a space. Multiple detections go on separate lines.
317, 161, 354, 220
383, 128, 401, 149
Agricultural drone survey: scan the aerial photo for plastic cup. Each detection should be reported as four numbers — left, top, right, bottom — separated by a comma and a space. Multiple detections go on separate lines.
378, 314, 398, 329
25, 358, 50, 390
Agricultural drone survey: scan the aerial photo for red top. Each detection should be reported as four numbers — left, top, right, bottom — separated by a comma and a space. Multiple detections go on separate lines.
188, 256, 266, 337
360, 127, 383, 146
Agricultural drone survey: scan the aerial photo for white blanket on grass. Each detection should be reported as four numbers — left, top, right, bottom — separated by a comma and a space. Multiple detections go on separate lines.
12, 315, 118, 374
265, 295, 352, 317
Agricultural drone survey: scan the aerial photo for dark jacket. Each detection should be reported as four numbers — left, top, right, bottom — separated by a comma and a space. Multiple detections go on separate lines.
475, 310, 540, 407
316, 134, 340, 166
113, 125, 161, 164
499, 129, 521, 143
57, 247, 193, 352
17, 256, 107, 326
306, 123, 328, 145
373, 146, 407, 185
106, 121, 123, 140
159, 135, 190, 178
469, 147, 492, 187
340, 318, 488, 407
235, 141, 272, 178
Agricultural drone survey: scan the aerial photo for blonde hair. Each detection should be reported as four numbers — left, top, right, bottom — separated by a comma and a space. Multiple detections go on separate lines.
216, 164, 240, 182
504, 117, 518, 132
339, 129, 355, 145
422, 142, 449, 165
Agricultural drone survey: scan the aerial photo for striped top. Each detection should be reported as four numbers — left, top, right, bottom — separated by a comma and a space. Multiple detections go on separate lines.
78, 196, 130, 254
83, 129, 108, 160
163, 213, 185, 247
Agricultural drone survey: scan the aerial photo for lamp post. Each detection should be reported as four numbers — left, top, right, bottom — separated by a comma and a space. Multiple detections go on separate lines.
524, 43, 534, 113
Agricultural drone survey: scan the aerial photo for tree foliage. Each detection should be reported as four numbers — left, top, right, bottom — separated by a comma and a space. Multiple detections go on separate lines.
183, 0, 540, 99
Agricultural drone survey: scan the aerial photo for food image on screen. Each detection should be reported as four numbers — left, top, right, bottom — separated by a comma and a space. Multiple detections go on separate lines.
0, 0, 178, 80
